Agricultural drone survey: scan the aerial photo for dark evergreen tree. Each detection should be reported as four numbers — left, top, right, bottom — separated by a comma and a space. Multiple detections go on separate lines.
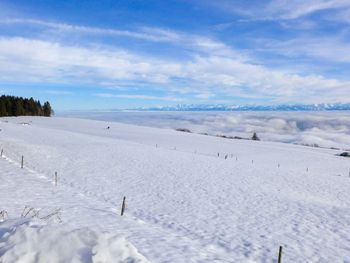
43, 101, 53, 117
28, 97, 37, 115
0, 95, 53, 117
252, 132, 260, 141
0, 100, 7, 116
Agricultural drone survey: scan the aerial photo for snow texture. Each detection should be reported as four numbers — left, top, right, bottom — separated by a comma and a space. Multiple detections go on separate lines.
0, 219, 148, 263
1, 116, 350, 262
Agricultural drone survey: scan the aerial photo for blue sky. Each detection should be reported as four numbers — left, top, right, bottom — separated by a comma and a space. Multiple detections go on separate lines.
0, 0, 349, 110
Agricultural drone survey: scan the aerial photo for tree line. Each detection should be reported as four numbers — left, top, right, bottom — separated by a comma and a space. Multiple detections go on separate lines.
0, 95, 53, 117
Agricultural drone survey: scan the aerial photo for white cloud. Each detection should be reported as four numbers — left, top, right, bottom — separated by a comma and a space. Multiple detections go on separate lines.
185, 56, 350, 102
0, 36, 349, 103
46, 90, 73, 95
279, 19, 318, 30
62, 111, 350, 149
0, 37, 182, 84
324, 7, 350, 24
262, 0, 350, 20
209, 0, 350, 21
94, 93, 183, 102
194, 93, 215, 99
0, 18, 242, 58
259, 36, 350, 63
0, 18, 178, 42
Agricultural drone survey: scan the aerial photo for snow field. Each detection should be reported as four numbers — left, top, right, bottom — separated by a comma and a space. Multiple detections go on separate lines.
0, 116, 350, 262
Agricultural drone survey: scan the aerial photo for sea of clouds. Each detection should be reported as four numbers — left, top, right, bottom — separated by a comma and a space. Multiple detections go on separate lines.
61, 111, 350, 150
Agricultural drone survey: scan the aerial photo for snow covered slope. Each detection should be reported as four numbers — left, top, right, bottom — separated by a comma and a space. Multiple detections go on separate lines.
0, 116, 350, 262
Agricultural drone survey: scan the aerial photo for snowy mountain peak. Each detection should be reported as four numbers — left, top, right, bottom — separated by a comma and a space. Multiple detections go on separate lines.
131, 103, 350, 111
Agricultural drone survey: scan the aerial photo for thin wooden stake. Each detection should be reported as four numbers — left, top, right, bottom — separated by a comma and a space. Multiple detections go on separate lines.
55, 172, 58, 186
21, 156, 24, 168
278, 246, 283, 263
121, 196, 126, 216
0, 149, 3, 157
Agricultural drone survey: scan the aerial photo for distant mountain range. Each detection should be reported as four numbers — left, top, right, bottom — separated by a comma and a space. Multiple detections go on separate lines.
131, 103, 350, 111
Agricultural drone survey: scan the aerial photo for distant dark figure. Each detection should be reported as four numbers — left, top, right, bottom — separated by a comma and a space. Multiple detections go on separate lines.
106, 126, 110, 129
252, 132, 260, 141
339, 152, 350, 157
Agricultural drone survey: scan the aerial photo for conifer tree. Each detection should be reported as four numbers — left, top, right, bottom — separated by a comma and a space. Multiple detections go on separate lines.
0, 95, 53, 117
43, 101, 53, 117
252, 132, 260, 141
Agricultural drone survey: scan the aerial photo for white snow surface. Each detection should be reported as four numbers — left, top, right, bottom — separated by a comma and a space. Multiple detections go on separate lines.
0, 116, 350, 262
0, 219, 148, 263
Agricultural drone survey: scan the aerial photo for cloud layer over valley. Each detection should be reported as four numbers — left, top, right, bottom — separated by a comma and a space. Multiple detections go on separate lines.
62, 111, 350, 150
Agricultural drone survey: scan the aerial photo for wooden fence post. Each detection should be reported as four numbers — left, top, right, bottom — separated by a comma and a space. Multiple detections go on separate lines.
55, 172, 58, 186
21, 156, 24, 169
278, 246, 283, 263
121, 196, 126, 216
